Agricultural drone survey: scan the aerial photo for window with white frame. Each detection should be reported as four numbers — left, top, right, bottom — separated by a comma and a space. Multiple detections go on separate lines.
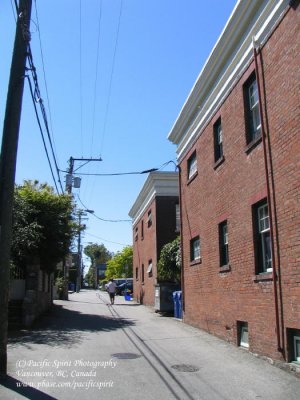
244, 73, 261, 144
214, 118, 223, 162
219, 220, 229, 266
147, 260, 153, 277
175, 203, 180, 232
253, 200, 272, 274
134, 226, 138, 241
190, 236, 200, 262
187, 151, 197, 180
147, 209, 152, 227
141, 219, 144, 239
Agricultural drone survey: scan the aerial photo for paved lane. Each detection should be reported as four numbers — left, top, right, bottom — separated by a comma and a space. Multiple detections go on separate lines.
1, 290, 299, 399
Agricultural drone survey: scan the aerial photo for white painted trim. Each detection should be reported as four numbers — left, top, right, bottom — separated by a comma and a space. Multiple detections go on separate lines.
168, 0, 290, 161
128, 172, 179, 226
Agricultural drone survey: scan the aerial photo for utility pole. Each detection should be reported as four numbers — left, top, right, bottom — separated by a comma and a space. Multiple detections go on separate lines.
0, 0, 32, 376
64, 157, 102, 297
65, 156, 102, 194
76, 210, 88, 293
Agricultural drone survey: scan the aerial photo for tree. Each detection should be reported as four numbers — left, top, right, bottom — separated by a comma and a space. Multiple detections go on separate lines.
157, 237, 181, 284
84, 243, 112, 287
106, 246, 133, 280
11, 180, 76, 273
84, 243, 112, 265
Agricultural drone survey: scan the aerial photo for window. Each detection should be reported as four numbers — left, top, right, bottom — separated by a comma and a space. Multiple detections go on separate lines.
141, 264, 144, 284
141, 220, 144, 240
253, 200, 272, 274
214, 118, 223, 162
238, 321, 249, 348
147, 260, 153, 277
135, 267, 138, 281
244, 73, 261, 143
190, 236, 200, 262
187, 151, 197, 180
287, 328, 300, 363
134, 226, 138, 241
175, 203, 180, 232
219, 220, 229, 266
147, 210, 152, 227
294, 336, 300, 363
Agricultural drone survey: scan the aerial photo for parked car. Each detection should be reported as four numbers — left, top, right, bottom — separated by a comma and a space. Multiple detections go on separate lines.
115, 281, 133, 296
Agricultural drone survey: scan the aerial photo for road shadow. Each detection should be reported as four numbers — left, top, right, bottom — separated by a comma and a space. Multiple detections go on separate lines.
0, 375, 57, 400
8, 303, 136, 349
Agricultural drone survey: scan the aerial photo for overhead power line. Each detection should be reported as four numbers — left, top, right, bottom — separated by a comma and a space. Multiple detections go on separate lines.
77, 194, 131, 223
99, 0, 123, 157
26, 45, 64, 193
33, 0, 58, 162
59, 160, 177, 177
26, 76, 60, 194
91, 0, 103, 155
85, 231, 129, 247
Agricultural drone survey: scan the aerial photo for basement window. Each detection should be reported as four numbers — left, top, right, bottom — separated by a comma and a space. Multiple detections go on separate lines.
287, 329, 300, 364
294, 336, 300, 363
238, 321, 249, 349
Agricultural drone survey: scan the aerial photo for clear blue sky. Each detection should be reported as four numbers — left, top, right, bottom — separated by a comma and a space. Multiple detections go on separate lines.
0, 0, 237, 267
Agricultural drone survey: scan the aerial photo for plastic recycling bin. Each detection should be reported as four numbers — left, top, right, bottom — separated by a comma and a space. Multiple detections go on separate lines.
124, 291, 132, 301
69, 283, 75, 292
177, 291, 182, 319
173, 291, 179, 318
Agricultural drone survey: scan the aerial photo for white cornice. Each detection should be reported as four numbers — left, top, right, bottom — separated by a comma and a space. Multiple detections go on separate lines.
128, 171, 179, 226
168, 0, 290, 161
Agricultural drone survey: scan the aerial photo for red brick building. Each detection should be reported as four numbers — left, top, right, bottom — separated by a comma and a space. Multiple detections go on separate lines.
129, 172, 179, 306
168, 0, 300, 363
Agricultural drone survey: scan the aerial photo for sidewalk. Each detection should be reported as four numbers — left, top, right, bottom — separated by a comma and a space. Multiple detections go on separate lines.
1, 290, 299, 399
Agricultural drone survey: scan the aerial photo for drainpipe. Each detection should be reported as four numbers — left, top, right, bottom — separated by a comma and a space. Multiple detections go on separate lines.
252, 38, 282, 353
177, 165, 185, 312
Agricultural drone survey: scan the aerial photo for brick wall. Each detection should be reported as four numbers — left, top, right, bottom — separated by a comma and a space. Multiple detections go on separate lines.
179, 3, 299, 361
132, 196, 179, 306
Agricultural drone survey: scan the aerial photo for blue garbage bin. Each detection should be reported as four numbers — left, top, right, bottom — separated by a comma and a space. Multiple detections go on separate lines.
177, 291, 182, 319
173, 291, 178, 318
68, 283, 73, 291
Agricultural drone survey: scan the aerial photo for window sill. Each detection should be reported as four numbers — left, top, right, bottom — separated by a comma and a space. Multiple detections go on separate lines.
219, 264, 231, 273
187, 171, 198, 185
245, 135, 262, 154
190, 258, 202, 267
213, 155, 225, 170
253, 272, 273, 282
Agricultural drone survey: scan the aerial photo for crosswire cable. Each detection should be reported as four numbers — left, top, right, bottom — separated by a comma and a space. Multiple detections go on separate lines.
76, 194, 131, 223
26, 76, 60, 194
27, 46, 64, 193
84, 231, 129, 247
58, 160, 177, 177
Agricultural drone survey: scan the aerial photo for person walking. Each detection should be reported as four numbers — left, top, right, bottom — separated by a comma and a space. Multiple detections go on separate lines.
107, 279, 117, 304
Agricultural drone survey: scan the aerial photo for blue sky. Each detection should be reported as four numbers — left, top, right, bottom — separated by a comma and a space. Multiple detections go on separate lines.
0, 0, 236, 267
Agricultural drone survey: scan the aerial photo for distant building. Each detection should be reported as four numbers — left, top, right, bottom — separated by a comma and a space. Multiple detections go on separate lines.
129, 172, 179, 306
168, 0, 300, 363
96, 263, 107, 280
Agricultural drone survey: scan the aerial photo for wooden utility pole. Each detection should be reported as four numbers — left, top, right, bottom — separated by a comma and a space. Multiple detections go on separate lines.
0, 0, 32, 376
